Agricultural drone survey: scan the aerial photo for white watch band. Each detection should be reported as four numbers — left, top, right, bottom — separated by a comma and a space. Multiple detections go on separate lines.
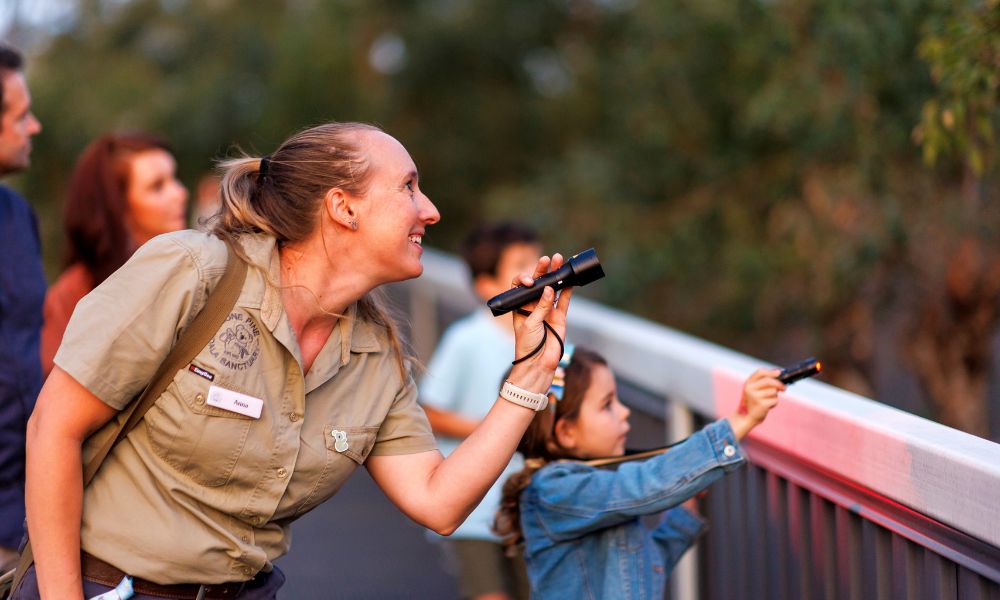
500, 380, 549, 412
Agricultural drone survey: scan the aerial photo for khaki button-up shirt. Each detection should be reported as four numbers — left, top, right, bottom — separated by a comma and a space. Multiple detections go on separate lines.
55, 231, 437, 585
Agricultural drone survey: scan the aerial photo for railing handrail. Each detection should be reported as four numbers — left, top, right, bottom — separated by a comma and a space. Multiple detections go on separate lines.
401, 247, 1000, 550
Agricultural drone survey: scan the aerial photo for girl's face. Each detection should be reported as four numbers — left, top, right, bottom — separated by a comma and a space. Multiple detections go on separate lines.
125, 148, 188, 244
557, 363, 631, 458
353, 131, 441, 284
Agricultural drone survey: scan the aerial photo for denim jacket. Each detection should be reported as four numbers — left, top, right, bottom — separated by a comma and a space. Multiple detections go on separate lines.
520, 418, 746, 599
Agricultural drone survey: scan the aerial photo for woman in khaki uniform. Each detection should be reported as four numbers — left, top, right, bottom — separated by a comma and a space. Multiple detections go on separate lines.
21, 123, 572, 599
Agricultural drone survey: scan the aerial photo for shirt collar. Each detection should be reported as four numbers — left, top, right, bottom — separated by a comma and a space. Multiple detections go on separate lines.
332, 303, 382, 363
238, 233, 384, 361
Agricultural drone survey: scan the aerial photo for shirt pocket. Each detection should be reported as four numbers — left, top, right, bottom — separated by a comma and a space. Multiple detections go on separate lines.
145, 371, 255, 487
323, 424, 379, 465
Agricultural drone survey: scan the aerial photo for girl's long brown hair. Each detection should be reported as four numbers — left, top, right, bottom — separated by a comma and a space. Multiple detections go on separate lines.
494, 348, 608, 555
63, 131, 172, 285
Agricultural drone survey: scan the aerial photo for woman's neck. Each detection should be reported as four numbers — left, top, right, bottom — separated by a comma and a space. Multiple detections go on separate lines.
278, 236, 372, 337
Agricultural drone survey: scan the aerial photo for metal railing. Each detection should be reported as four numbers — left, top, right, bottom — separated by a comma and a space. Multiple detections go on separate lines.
388, 248, 1000, 600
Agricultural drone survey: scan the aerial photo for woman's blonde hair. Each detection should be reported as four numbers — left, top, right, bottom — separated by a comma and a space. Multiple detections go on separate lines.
210, 122, 408, 377
494, 348, 608, 555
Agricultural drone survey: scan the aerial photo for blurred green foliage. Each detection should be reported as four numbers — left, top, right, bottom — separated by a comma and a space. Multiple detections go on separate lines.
917, 0, 1000, 175
8, 0, 1000, 434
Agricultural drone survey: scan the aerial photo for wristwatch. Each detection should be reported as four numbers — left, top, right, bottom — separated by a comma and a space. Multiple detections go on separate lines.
500, 380, 549, 411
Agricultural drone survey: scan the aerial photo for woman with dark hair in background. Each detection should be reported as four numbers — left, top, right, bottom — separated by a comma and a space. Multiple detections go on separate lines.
40, 131, 188, 374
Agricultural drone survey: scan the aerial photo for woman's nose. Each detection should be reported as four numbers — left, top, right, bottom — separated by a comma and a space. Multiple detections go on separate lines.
420, 193, 440, 225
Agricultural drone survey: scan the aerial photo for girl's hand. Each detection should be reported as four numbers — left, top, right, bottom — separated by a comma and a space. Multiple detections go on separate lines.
506, 254, 574, 392
728, 368, 784, 440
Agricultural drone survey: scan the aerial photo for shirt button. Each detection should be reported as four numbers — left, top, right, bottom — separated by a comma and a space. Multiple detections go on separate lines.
723, 445, 736, 458
250, 516, 261, 526
289, 413, 300, 422
276, 467, 288, 479
241, 566, 252, 576
241, 535, 249, 543
195, 393, 205, 405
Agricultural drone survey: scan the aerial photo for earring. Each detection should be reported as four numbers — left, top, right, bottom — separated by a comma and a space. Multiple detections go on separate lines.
350, 220, 358, 231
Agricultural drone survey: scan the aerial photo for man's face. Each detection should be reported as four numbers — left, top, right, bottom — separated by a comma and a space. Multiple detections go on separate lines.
0, 71, 41, 175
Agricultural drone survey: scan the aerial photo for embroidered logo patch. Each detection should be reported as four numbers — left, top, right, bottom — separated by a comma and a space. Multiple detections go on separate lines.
208, 311, 261, 371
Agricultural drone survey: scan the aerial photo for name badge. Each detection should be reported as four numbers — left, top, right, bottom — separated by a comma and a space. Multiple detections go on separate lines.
206, 385, 263, 419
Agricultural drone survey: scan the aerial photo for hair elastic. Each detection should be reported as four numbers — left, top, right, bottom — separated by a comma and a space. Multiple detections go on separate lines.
259, 155, 272, 180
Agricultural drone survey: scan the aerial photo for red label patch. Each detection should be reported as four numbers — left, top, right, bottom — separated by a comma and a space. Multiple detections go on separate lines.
188, 364, 215, 381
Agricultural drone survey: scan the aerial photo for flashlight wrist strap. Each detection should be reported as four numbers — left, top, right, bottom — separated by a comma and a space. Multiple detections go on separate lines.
510, 309, 564, 366
500, 380, 549, 412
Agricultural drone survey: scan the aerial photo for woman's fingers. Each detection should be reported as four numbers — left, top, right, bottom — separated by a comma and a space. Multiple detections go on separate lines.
512, 255, 554, 288
523, 286, 555, 331
553, 286, 573, 321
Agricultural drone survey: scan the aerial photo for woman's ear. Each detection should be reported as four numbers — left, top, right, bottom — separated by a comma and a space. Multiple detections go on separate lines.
553, 417, 577, 451
323, 187, 359, 231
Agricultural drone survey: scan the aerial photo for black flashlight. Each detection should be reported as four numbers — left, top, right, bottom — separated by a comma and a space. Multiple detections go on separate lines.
778, 357, 822, 385
487, 248, 605, 317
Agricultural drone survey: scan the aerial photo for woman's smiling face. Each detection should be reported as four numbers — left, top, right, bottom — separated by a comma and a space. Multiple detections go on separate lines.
354, 131, 440, 284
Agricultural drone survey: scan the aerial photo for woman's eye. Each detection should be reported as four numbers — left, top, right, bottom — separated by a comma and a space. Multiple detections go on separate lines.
405, 181, 414, 192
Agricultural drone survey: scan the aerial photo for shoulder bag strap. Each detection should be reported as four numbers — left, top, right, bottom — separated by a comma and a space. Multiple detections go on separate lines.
83, 238, 247, 484
11, 237, 248, 595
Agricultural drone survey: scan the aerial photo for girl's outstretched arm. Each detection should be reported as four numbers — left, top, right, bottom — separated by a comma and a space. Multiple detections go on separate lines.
528, 369, 784, 541
527, 418, 744, 541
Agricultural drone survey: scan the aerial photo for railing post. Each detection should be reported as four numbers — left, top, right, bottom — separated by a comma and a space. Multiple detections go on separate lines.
668, 399, 699, 600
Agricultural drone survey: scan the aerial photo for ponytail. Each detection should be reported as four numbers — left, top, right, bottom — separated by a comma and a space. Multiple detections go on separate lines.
495, 458, 549, 556
211, 122, 381, 243
213, 156, 284, 239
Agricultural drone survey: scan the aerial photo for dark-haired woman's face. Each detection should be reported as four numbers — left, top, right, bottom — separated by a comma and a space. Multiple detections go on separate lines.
125, 148, 188, 244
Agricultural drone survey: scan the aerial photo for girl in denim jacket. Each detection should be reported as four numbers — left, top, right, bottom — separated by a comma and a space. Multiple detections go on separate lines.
495, 347, 783, 599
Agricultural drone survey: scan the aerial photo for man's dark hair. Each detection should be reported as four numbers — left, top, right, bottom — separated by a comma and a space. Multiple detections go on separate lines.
460, 221, 540, 279
0, 43, 24, 113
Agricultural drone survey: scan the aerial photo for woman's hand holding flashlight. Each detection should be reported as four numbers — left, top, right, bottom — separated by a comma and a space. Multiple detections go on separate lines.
506, 254, 574, 394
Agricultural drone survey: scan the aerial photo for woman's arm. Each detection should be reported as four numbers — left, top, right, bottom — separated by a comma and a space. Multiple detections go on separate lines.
25, 367, 118, 600
367, 254, 572, 535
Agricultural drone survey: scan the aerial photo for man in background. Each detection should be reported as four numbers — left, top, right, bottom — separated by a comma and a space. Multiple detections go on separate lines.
0, 41, 44, 572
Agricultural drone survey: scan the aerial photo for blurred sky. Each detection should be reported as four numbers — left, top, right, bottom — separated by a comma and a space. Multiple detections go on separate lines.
0, 0, 83, 44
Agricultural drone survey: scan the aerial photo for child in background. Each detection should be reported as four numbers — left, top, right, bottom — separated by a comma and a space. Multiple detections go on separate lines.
419, 221, 542, 600
495, 347, 783, 599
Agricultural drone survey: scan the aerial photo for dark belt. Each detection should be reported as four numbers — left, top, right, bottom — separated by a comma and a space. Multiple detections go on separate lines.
81, 552, 255, 599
